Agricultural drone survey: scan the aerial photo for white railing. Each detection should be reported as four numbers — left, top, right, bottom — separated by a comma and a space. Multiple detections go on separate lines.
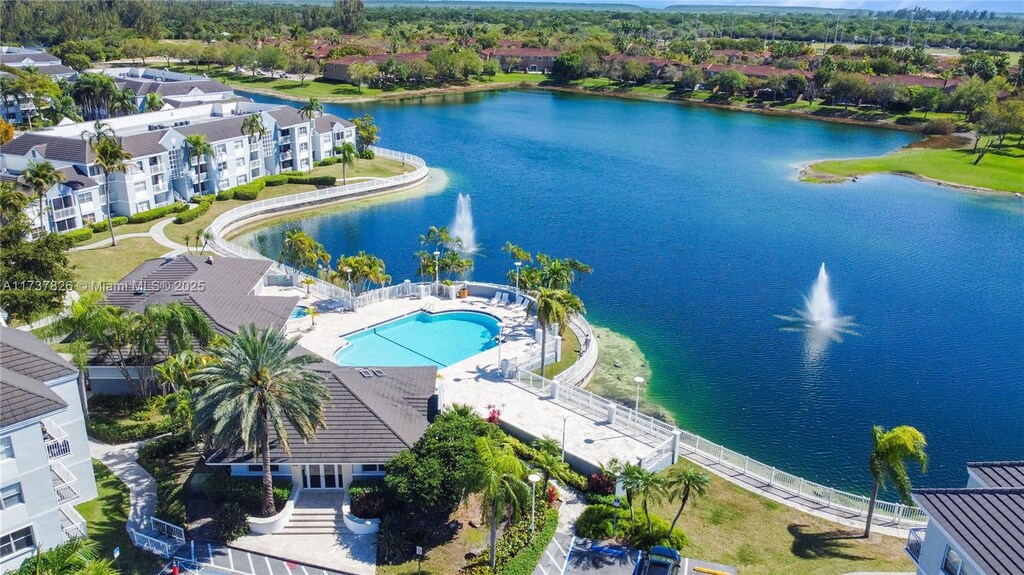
51, 206, 77, 221
353, 281, 416, 308
640, 435, 676, 472
59, 505, 87, 540
555, 315, 599, 387
207, 147, 428, 308
51, 460, 79, 504
151, 517, 185, 543
42, 419, 72, 460
129, 529, 176, 557
906, 527, 926, 562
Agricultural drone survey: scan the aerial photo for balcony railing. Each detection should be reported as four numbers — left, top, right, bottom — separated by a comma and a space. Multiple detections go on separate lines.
51, 460, 80, 504
42, 419, 72, 460
51, 206, 77, 221
59, 505, 87, 540
906, 527, 926, 563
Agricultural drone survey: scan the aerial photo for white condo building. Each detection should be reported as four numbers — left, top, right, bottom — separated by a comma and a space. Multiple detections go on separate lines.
0, 326, 98, 573
0, 99, 355, 235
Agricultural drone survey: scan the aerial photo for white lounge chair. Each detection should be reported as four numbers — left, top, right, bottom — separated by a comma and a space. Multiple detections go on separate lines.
509, 296, 526, 311
489, 293, 501, 305
498, 292, 509, 306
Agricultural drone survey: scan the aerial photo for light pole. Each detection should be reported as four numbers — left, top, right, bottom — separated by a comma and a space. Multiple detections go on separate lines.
495, 323, 505, 372
433, 250, 441, 294
528, 473, 541, 533
561, 414, 568, 462
634, 376, 644, 415
514, 261, 522, 296
344, 266, 352, 292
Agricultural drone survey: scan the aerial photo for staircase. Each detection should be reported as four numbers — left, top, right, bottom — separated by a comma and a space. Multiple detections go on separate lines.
281, 490, 350, 536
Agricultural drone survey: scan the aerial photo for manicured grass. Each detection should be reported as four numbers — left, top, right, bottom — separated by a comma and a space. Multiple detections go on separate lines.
76, 461, 164, 575
157, 65, 542, 101
377, 495, 491, 575
810, 144, 1024, 193
68, 237, 171, 291
645, 460, 914, 575
537, 326, 581, 379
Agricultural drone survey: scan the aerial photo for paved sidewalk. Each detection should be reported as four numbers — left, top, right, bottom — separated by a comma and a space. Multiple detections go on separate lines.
150, 218, 188, 254
89, 437, 161, 533
71, 232, 154, 251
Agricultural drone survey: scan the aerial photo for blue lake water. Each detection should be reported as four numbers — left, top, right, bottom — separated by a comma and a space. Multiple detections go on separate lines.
239, 89, 1024, 494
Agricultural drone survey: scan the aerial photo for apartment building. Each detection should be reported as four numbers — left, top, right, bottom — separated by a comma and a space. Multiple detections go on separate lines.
92, 67, 235, 111
0, 327, 98, 573
0, 46, 77, 124
0, 99, 355, 234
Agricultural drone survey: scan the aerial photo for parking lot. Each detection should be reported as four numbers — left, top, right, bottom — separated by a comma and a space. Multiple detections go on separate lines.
163, 540, 358, 575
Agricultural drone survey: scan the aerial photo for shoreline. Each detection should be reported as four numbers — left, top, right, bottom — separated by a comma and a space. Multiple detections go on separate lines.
233, 79, 533, 104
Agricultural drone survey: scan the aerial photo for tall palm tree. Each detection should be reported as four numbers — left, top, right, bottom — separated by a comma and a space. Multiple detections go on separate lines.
185, 134, 215, 195
89, 134, 132, 246
15, 537, 116, 575
194, 325, 329, 517
338, 141, 357, 185
111, 87, 137, 116
40, 292, 104, 418
529, 288, 585, 377
298, 97, 323, 173
241, 112, 267, 177
623, 464, 664, 533
864, 425, 927, 537
476, 436, 529, 569
663, 465, 711, 533
0, 181, 28, 223
281, 229, 330, 271
23, 160, 65, 232
144, 92, 164, 112
531, 449, 569, 488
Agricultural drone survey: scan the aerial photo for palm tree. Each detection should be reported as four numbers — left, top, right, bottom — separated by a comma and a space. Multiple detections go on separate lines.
532, 449, 569, 488
476, 436, 529, 569
0, 181, 28, 223
307, 306, 320, 328
144, 92, 164, 112
241, 113, 267, 169
334, 252, 391, 295
298, 98, 323, 173
40, 292, 104, 417
663, 466, 711, 533
864, 425, 927, 538
446, 403, 476, 418
185, 134, 215, 195
89, 134, 132, 246
529, 288, 585, 377
623, 464, 664, 533
281, 229, 330, 272
532, 436, 561, 457
23, 160, 66, 232
338, 141, 357, 185
15, 537, 116, 575
111, 87, 137, 116
195, 325, 330, 517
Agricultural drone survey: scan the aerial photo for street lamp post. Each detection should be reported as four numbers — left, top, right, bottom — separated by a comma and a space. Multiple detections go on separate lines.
433, 250, 441, 294
344, 266, 353, 292
514, 261, 522, 296
634, 376, 644, 416
561, 414, 568, 462
528, 473, 541, 533
495, 323, 505, 372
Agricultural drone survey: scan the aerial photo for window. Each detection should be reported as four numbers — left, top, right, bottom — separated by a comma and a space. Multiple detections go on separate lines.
134, 161, 144, 172
148, 156, 160, 167
298, 127, 307, 137
77, 191, 93, 204
0, 438, 13, 460
50, 195, 74, 210
942, 547, 975, 575
0, 527, 33, 558
235, 157, 245, 168
0, 484, 24, 509
215, 143, 227, 156
54, 218, 76, 232
236, 175, 248, 185
136, 200, 151, 212
299, 143, 309, 152
247, 465, 279, 473
322, 136, 331, 145
358, 464, 384, 474
133, 181, 147, 194
234, 139, 244, 150
218, 178, 229, 190
217, 161, 228, 172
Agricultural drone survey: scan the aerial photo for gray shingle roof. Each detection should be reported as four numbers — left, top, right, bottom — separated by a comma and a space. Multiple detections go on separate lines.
912, 488, 1024, 574
0, 367, 68, 428
968, 461, 1024, 489
175, 116, 247, 144
0, 52, 60, 65
1, 132, 93, 163
0, 325, 77, 382
104, 255, 273, 311
119, 131, 169, 158
314, 114, 353, 132
33, 64, 75, 76
268, 107, 306, 127
209, 363, 437, 465
58, 166, 99, 189
115, 78, 232, 97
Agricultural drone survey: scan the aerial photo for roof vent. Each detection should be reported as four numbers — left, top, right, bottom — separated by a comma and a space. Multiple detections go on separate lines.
206, 256, 213, 265
359, 369, 373, 378
372, 369, 386, 377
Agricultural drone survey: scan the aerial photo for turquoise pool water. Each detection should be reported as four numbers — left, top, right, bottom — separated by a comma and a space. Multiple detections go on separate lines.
289, 306, 309, 320
333, 311, 500, 368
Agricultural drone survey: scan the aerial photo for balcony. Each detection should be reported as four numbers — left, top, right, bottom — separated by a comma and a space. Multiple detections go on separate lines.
51, 460, 80, 504
281, 151, 293, 161
149, 163, 167, 174
51, 206, 77, 221
905, 527, 926, 563
41, 419, 72, 460
59, 505, 87, 540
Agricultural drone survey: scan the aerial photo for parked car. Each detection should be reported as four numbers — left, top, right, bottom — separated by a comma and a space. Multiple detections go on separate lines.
639, 546, 681, 575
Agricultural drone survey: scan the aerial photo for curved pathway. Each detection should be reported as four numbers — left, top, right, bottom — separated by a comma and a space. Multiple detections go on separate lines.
70, 232, 155, 251
150, 218, 188, 253
88, 437, 160, 533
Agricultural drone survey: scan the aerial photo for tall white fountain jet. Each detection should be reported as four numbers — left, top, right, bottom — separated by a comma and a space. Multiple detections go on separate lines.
805, 263, 838, 330
451, 193, 478, 253
776, 263, 858, 364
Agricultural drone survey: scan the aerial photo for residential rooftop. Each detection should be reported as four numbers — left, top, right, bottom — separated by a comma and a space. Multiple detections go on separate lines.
0, 325, 76, 428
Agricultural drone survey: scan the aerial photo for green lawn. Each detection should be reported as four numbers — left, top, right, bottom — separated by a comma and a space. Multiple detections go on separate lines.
68, 237, 171, 291
643, 460, 914, 575
809, 144, 1024, 193
156, 65, 542, 101
536, 326, 581, 379
76, 461, 164, 575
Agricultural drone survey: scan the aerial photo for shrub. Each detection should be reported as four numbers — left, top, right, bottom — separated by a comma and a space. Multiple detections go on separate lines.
317, 157, 340, 166
211, 503, 250, 542
496, 509, 559, 575
203, 473, 291, 515
376, 510, 409, 563
86, 419, 172, 443
138, 433, 192, 525
174, 197, 215, 224
588, 472, 615, 495
575, 504, 619, 540
348, 478, 385, 518
128, 202, 187, 223
62, 228, 94, 243
623, 511, 686, 550
233, 184, 260, 201
215, 188, 234, 201
921, 119, 956, 135
359, 148, 375, 159
90, 216, 128, 233
138, 432, 191, 462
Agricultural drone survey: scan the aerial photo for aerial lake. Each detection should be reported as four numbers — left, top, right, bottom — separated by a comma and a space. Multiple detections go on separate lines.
238, 89, 1024, 494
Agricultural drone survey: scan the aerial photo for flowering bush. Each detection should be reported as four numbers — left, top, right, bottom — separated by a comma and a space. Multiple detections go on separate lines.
546, 485, 559, 506
588, 472, 615, 495
485, 404, 501, 425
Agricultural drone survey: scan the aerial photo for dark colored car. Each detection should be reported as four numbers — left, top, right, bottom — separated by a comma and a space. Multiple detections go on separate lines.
639, 546, 681, 575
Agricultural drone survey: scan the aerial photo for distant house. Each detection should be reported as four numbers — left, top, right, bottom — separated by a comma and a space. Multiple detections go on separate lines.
905, 460, 1023, 575
0, 327, 98, 573
602, 55, 683, 82
91, 67, 235, 111
481, 48, 561, 73
322, 53, 429, 83
703, 63, 812, 81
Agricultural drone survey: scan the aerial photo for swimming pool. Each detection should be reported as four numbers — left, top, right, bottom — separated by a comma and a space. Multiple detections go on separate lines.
289, 305, 310, 320
333, 311, 501, 368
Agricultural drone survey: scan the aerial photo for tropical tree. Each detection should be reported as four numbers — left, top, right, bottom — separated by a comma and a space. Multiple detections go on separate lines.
110, 87, 137, 116
89, 132, 132, 246
307, 306, 320, 328
475, 436, 529, 569
299, 97, 324, 172
864, 425, 928, 538
531, 448, 569, 488
334, 251, 391, 295
70, 72, 118, 119
194, 325, 330, 517
663, 465, 711, 533
40, 292, 104, 417
13, 537, 116, 575
623, 463, 664, 532
241, 112, 267, 169
350, 113, 379, 151
185, 134, 215, 195
23, 160, 66, 232
281, 229, 331, 272
530, 288, 585, 377
144, 92, 164, 112
338, 141, 357, 184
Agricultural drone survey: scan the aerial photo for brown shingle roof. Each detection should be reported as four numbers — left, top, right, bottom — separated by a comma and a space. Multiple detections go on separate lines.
0, 367, 68, 428
0, 325, 77, 382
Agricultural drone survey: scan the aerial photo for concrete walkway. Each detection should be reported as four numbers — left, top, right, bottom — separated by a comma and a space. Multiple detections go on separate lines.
70, 232, 154, 251
150, 218, 188, 254
88, 437, 160, 533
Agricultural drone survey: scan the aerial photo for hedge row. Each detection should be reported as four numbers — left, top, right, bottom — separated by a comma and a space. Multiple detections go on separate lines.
505, 435, 588, 492
203, 473, 291, 516
173, 196, 216, 224
62, 228, 94, 243
233, 180, 266, 201
497, 509, 559, 575
90, 216, 128, 233
128, 202, 188, 224
263, 172, 336, 187
86, 419, 173, 444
